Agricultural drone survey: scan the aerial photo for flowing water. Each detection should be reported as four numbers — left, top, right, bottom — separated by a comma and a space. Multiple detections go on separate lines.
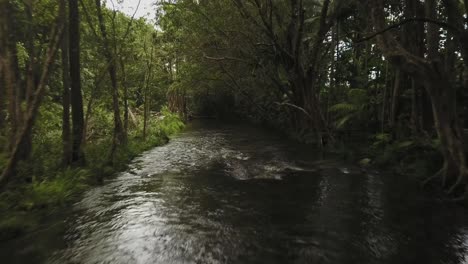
2, 121, 468, 264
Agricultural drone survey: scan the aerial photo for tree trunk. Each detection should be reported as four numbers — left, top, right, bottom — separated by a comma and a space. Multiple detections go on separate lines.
389, 69, 401, 130
69, 0, 86, 165
425, 75, 468, 192
60, 0, 72, 165
0, 4, 6, 131
119, 57, 129, 135
0, 63, 4, 131
369, 0, 468, 197
0, 22, 63, 188
410, 78, 419, 135
82, 90, 95, 145
381, 61, 389, 133
95, 0, 126, 160
0, 0, 18, 153
143, 70, 150, 139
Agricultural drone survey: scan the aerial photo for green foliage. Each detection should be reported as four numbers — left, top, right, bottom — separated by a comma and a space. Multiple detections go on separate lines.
330, 89, 369, 129
329, 102, 358, 113
24, 169, 91, 209
0, 109, 184, 240
0, 214, 36, 241
371, 133, 392, 149
370, 135, 442, 177
0, 0, 185, 242
15, 42, 28, 69
158, 106, 185, 137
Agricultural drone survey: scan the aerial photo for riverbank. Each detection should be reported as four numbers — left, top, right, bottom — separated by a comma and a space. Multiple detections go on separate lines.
0, 111, 185, 242
266, 123, 447, 195
331, 135, 441, 176
2, 120, 467, 264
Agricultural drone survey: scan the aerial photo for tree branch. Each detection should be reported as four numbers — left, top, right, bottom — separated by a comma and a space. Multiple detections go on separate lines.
356, 17, 461, 43
275, 102, 314, 121
203, 54, 251, 64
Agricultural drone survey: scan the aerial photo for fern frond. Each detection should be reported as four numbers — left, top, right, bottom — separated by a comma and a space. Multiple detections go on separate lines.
329, 103, 358, 113
335, 115, 353, 129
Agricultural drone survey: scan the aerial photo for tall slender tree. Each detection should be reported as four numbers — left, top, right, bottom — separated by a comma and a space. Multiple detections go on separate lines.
95, 0, 127, 161
69, 0, 86, 165
60, 0, 72, 165
0, 0, 19, 153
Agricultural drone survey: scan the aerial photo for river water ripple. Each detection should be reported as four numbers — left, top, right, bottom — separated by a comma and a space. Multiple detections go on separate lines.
2, 121, 468, 264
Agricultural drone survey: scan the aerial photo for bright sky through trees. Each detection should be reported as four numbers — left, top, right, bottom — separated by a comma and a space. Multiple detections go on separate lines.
105, 0, 156, 19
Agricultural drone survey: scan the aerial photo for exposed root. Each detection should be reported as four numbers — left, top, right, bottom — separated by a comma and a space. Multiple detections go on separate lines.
448, 180, 462, 194
447, 169, 468, 195
421, 166, 444, 188
421, 166, 468, 203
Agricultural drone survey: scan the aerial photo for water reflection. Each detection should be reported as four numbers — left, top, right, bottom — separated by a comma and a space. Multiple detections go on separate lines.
1, 121, 468, 264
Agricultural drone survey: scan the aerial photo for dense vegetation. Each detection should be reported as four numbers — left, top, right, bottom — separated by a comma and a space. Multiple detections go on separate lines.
156, 0, 468, 199
0, 0, 468, 242
0, 0, 184, 240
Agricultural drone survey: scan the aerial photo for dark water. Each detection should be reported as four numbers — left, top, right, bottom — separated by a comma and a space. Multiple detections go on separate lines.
2, 121, 468, 264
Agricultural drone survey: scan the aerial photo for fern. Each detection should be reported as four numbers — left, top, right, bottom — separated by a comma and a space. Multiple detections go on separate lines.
348, 89, 367, 105
329, 88, 370, 129
335, 115, 354, 129
329, 103, 358, 113
395, 140, 415, 150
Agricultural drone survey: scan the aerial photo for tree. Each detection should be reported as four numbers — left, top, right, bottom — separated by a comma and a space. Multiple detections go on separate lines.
60, 0, 72, 165
95, 0, 127, 161
0, 0, 63, 186
367, 0, 468, 197
70, 0, 86, 165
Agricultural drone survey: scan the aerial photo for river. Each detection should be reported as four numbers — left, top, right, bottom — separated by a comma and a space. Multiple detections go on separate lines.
2, 121, 468, 264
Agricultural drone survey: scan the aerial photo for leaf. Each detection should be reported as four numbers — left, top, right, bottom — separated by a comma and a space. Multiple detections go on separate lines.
329, 103, 357, 113
304, 16, 320, 24
348, 88, 368, 105
375, 133, 391, 142
335, 115, 353, 128
359, 158, 372, 167
395, 140, 414, 150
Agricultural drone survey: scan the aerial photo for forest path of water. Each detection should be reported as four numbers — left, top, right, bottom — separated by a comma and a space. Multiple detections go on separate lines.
2, 121, 468, 264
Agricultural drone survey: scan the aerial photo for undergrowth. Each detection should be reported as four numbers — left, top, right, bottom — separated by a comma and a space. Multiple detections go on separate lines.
328, 131, 443, 181
0, 106, 184, 241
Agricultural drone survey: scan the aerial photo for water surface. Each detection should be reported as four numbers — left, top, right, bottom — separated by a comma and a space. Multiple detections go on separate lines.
2, 121, 468, 264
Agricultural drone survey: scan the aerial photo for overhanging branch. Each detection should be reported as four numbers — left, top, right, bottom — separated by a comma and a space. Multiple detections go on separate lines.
356, 17, 460, 43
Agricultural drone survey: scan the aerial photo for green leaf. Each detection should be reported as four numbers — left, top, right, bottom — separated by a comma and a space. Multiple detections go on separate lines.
335, 115, 353, 128
395, 141, 414, 150
329, 103, 357, 113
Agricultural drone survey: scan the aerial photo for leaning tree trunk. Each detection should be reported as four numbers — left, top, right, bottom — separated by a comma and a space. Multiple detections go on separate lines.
425, 74, 468, 193
0, 24, 63, 188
